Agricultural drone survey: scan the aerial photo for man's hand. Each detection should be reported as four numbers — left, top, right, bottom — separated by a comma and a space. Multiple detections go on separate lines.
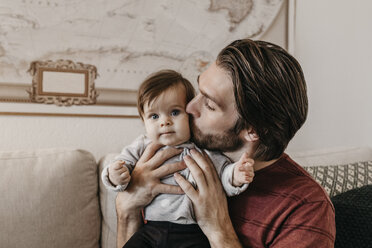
116, 143, 185, 248
174, 149, 242, 248
108, 161, 131, 186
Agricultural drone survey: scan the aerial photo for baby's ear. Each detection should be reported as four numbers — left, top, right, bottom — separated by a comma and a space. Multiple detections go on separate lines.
242, 127, 259, 142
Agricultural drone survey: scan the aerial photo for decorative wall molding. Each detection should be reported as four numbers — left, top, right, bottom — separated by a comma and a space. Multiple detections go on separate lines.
0, 83, 137, 107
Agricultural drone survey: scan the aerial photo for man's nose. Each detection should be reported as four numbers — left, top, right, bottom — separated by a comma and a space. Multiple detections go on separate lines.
186, 95, 200, 118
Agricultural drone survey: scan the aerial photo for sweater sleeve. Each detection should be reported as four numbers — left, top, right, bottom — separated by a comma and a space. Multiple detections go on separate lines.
101, 135, 148, 192
270, 200, 336, 247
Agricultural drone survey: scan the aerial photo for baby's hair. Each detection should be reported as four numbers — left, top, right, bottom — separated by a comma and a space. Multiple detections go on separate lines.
137, 70, 195, 119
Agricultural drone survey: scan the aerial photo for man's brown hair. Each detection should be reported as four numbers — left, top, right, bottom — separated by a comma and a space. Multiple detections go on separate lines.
137, 70, 195, 119
217, 39, 308, 161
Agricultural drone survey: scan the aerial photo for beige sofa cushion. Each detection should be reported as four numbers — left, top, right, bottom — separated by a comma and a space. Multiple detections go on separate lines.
0, 148, 100, 248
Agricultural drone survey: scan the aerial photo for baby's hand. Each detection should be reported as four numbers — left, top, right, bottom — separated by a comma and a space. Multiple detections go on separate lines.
108, 160, 131, 186
232, 154, 255, 187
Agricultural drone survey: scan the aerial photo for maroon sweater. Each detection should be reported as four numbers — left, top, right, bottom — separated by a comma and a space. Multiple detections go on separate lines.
228, 154, 336, 247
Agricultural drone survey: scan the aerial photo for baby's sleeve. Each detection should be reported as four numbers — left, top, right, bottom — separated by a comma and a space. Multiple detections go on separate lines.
205, 150, 249, 197
101, 135, 147, 192
220, 162, 249, 197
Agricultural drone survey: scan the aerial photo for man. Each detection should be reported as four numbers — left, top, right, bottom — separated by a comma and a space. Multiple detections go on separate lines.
115, 39, 336, 247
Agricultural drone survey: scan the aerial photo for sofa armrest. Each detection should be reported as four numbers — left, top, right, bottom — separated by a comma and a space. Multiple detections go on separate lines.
99, 153, 119, 248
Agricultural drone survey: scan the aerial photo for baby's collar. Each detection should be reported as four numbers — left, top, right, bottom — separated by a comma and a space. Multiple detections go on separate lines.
167, 141, 195, 150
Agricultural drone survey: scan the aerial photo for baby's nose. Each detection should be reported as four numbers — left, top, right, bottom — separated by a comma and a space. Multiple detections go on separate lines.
160, 118, 171, 127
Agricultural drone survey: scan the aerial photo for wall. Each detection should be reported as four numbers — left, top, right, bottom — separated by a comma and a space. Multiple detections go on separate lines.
3, 1, 370, 159
0, 115, 144, 160
0, 2, 288, 160
286, 0, 372, 152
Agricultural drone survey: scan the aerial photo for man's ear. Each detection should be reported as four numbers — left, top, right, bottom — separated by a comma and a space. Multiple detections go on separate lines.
242, 128, 259, 142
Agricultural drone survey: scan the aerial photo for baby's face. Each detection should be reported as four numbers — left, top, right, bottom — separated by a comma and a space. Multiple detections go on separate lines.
143, 85, 190, 146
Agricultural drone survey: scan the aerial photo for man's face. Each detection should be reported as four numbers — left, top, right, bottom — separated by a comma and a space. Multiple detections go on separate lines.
186, 62, 244, 152
143, 85, 190, 146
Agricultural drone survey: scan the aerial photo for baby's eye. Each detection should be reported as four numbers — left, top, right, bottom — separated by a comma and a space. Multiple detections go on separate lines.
171, 109, 180, 116
150, 114, 159, 119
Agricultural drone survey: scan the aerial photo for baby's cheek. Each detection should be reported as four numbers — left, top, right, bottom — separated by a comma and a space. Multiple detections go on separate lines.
145, 126, 158, 142
183, 125, 191, 140
182, 116, 190, 130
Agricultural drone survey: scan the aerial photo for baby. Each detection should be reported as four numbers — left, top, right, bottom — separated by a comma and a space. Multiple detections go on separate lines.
101, 70, 254, 248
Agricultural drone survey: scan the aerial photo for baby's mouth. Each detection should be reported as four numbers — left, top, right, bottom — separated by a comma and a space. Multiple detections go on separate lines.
161, 131, 175, 135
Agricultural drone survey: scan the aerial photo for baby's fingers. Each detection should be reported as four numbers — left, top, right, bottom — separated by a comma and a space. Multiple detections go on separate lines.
119, 172, 131, 184
242, 158, 254, 167
239, 161, 254, 172
243, 175, 254, 183
120, 169, 130, 178
238, 152, 254, 163
113, 160, 126, 170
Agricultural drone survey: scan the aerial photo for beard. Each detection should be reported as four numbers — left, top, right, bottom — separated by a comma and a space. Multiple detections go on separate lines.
189, 117, 244, 152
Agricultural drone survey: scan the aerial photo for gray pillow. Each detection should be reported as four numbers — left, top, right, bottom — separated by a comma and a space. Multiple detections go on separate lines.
304, 161, 372, 197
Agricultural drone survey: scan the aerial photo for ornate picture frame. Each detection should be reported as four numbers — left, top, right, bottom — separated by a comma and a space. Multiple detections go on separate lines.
28, 60, 98, 106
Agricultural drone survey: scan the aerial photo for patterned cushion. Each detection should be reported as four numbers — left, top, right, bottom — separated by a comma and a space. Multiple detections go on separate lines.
304, 161, 372, 197
331, 185, 372, 248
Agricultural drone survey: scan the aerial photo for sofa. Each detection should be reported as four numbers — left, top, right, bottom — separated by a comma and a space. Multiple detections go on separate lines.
0, 147, 371, 248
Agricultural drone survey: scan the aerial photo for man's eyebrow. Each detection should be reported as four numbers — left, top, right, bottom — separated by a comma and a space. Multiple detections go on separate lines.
197, 76, 224, 109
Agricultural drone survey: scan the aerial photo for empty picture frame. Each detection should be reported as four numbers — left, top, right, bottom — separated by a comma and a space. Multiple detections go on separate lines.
28, 60, 98, 106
